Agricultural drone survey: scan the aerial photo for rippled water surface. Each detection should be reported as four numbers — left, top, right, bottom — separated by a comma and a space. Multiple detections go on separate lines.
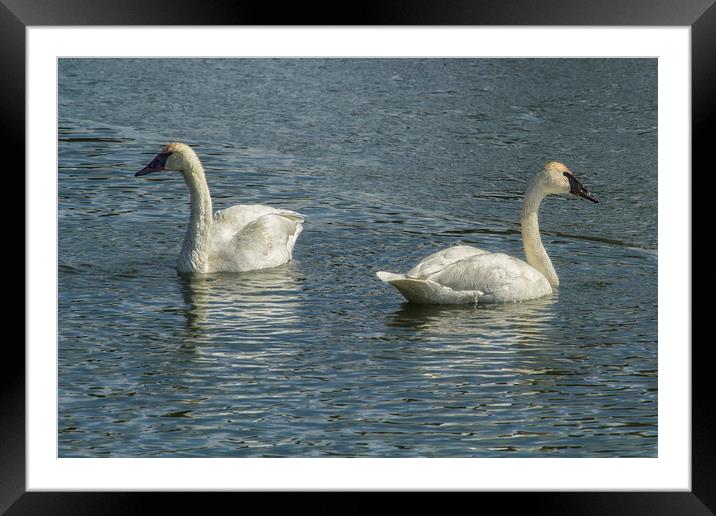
58, 58, 657, 457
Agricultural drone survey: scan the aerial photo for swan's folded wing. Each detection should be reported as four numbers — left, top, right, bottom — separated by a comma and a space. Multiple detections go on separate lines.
406, 245, 489, 279
426, 252, 551, 302
216, 213, 303, 271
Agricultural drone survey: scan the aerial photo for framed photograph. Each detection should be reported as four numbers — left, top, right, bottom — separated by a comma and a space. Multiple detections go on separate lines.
12, 0, 707, 512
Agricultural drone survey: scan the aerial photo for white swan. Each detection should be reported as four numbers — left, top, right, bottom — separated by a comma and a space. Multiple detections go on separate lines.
135, 142, 304, 273
376, 161, 598, 304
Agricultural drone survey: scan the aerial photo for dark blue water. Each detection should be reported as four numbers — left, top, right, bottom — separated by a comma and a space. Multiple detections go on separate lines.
58, 58, 657, 457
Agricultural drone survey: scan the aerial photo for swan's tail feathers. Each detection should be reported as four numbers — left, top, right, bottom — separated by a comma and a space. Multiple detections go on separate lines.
286, 220, 304, 260
376, 271, 405, 283
376, 271, 483, 305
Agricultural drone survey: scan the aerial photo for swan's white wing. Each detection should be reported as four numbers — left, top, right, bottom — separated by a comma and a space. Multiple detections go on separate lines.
211, 204, 304, 271
426, 252, 552, 303
406, 245, 489, 279
210, 212, 303, 272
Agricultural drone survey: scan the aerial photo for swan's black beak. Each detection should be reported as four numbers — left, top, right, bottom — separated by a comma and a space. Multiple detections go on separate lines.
135, 152, 171, 177
565, 172, 599, 203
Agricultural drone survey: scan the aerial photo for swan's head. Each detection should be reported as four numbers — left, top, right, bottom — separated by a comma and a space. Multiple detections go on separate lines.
536, 161, 599, 203
135, 142, 199, 176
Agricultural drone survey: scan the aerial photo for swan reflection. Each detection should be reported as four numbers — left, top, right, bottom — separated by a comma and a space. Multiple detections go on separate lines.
178, 263, 304, 343
386, 294, 558, 346
384, 295, 564, 381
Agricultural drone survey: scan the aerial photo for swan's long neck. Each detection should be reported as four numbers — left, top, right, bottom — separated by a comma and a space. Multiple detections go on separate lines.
521, 182, 559, 287
177, 157, 213, 273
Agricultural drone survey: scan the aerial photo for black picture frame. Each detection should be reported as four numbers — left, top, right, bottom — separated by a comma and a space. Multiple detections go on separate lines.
8, 0, 707, 513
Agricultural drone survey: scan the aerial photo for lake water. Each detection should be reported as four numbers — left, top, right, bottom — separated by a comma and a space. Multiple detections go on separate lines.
58, 58, 657, 457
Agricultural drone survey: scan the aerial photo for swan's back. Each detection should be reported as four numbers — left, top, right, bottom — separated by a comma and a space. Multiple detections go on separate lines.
406, 245, 489, 278
214, 204, 303, 231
